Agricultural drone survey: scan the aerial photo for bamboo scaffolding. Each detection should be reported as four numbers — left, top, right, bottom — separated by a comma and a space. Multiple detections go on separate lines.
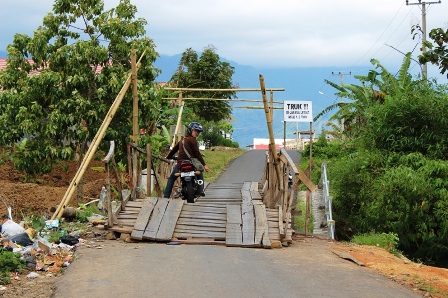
51, 50, 146, 220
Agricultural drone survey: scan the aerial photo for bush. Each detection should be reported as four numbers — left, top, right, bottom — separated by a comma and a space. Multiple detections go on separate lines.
76, 204, 98, 223
0, 246, 26, 284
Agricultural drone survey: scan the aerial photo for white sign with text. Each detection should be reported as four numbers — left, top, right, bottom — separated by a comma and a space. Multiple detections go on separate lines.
283, 101, 313, 122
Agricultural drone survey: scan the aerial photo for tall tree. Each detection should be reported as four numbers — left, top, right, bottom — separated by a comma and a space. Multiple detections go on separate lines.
414, 26, 448, 79
170, 46, 236, 122
0, 0, 166, 174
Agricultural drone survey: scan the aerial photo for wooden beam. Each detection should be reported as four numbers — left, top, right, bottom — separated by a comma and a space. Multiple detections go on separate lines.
164, 87, 285, 92
226, 204, 242, 246
131, 197, 157, 240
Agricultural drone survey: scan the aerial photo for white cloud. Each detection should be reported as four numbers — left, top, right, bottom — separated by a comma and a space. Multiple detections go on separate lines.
1, 0, 447, 78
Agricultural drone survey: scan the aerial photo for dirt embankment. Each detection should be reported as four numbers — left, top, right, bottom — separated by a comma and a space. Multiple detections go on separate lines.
0, 160, 111, 219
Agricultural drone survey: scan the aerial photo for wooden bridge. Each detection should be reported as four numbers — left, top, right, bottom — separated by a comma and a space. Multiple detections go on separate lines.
105, 181, 283, 248
98, 143, 322, 248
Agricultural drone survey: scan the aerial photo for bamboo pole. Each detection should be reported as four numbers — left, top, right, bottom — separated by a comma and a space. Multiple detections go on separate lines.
132, 50, 138, 146
131, 50, 139, 199
161, 97, 284, 104
259, 74, 282, 207
164, 88, 285, 92
52, 50, 146, 220
171, 92, 184, 148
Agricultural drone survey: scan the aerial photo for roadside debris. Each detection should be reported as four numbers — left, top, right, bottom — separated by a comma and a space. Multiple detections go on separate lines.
0, 209, 107, 291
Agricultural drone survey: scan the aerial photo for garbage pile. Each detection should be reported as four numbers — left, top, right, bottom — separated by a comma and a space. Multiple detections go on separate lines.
0, 212, 95, 281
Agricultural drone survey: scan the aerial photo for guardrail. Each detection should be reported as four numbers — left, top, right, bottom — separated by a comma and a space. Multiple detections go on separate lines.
321, 162, 335, 239
260, 148, 317, 242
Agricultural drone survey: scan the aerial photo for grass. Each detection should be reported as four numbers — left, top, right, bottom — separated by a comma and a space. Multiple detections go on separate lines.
350, 232, 400, 256
202, 148, 246, 182
293, 193, 314, 234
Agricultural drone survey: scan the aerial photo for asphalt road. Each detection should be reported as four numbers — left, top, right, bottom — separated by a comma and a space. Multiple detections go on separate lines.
214, 149, 299, 184
54, 150, 419, 298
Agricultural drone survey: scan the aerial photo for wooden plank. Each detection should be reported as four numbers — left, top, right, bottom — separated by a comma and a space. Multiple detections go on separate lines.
195, 200, 241, 204
278, 205, 284, 237
192, 202, 237, 208
173, 231, 226, 239
131, 198, 157, 240
176, 239, 226, 246
120, 207, 142, 212
241, 190, 251, 203
126, 201, 145, 208
175, 225, 226, 233
117, 213, 138, 220
181, 205, 227, 214
226, 205, 242, 246
254, 204, 271, 248
179, 211, 226, 221
156, 199, 185, 241
241, 193, 255, 246
176, 218, 226, 227
241, 181, 251, 191
142, 198, 169, 240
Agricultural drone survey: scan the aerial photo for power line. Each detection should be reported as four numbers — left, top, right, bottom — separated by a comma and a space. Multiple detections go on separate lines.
406, 0, 442, 78
351, 2, 406, 68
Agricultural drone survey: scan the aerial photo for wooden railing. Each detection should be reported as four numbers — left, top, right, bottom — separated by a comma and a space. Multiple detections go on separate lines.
103, 141, 125, 228
260, 148, 317, 242
126, 142, 175, 199
102, 141, 174, 228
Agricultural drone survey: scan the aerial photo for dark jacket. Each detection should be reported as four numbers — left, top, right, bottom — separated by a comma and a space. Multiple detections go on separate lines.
166, 134, 206, 166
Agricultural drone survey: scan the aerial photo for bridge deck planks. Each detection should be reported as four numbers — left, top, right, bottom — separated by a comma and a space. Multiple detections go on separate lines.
131, 197, 158, 240
226, 204, 242, 246
142, 198, 169, 240
107, 181, 280, 247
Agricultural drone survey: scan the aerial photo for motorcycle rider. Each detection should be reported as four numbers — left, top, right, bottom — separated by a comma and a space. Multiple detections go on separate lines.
163, 122, 211, 199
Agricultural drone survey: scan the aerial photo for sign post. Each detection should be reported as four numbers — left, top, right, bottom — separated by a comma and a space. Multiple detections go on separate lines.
283, 100, 313, 235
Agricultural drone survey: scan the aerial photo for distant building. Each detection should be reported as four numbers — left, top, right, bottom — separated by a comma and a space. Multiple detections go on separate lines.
248, 137, 315, 150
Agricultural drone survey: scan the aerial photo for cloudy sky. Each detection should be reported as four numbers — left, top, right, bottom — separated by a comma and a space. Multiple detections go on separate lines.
1, 0, 447, 77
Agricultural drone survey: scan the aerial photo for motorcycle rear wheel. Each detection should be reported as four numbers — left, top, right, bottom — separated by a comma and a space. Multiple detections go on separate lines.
185, 180, 195, 203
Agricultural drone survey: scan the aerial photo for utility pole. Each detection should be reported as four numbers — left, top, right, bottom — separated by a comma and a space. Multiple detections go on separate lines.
332, 71, 351, 102
406, 0, 442, 79
332, 71, 351, 130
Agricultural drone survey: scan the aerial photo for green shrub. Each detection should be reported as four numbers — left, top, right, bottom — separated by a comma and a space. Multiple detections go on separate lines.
76, 204, 98, 223
0, 247, 26, 284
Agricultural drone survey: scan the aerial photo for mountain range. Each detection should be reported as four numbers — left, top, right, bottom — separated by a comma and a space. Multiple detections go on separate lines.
154, 54, 367, 148
0, 50, 364, 148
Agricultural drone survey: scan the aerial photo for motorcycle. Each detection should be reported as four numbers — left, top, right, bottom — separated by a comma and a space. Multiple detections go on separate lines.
174, 159, 204, 203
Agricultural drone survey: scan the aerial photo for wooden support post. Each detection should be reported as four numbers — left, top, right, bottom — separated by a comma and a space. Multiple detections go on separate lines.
282, 164, 288, 222
131, 50, 139, 200
259, 74, 282, 208
147, 143, 152, 197
305, 189, 311, 236
268, 151, 275, 208
111, 155, 123, 203
105, 161, 113, 227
